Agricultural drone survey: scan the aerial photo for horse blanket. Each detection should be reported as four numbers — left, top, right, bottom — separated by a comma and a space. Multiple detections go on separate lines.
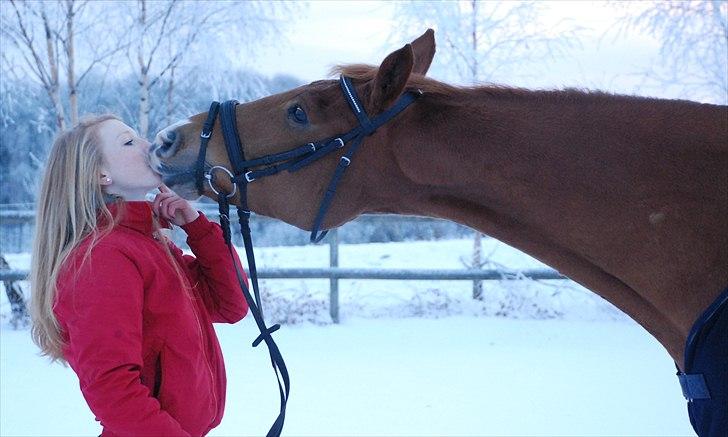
677, 286, 728, 437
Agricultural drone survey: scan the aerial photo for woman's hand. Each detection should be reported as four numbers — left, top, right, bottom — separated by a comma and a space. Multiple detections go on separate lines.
151, 184, 199, 226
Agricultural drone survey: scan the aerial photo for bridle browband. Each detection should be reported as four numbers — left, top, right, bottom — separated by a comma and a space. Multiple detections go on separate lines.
193, 75, 420, 437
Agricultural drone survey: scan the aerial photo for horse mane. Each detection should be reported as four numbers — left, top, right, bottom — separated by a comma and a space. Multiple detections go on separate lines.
331, 63, 684, 105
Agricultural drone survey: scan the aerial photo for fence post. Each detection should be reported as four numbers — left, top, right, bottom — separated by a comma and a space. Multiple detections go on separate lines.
329, 228, 340, 323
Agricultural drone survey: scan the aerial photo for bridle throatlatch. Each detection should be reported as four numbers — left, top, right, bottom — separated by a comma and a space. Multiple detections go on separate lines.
194, 76, 420, 436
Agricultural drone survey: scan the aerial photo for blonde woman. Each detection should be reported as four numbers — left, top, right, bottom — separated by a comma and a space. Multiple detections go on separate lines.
30, 115, 249, 436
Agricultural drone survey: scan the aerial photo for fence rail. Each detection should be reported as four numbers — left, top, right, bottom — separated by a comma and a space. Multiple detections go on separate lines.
0, 270, 28, 282
0, 268, 566, 282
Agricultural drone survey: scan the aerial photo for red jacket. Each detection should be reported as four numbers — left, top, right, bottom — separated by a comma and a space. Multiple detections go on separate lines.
54, 201, 248, 436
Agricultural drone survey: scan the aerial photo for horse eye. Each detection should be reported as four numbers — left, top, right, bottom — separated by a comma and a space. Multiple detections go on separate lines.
289, 105, 308, 124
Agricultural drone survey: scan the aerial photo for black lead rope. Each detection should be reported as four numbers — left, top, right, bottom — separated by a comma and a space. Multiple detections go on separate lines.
222, 148, 289, 436
199, 105, 289, 437
195, 76, 421, 436
218, 192, 289, 437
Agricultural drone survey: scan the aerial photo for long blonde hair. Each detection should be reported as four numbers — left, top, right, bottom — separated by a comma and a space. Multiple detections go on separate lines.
30, 114, 189, 363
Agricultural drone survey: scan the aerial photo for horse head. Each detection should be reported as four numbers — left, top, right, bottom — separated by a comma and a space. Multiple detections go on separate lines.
150, 29, 435, 232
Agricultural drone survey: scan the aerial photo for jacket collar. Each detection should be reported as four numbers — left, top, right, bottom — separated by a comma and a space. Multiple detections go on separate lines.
105, 201, 171, 237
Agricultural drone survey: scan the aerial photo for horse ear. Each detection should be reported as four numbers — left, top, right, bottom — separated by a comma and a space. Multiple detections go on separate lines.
411, 29, 435, 75
369, 43, 414, 114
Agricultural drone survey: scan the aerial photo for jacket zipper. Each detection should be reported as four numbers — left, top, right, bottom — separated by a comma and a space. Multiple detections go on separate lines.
191, 300, 219, 426
168, 242, 219, 428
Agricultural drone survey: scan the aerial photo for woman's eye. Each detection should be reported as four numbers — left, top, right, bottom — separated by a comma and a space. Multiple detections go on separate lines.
288, 105, 308, 124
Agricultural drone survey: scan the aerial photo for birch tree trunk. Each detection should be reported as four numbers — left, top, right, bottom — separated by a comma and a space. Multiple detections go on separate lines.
139, 69, 150, 137
472, 231, 483, 300
166, 65, 175, 126
469, 0, 478, 82
64, 0, 78, 125
469, 0, 483, 300
137, 0, 150, 137
41, 6, 66, 131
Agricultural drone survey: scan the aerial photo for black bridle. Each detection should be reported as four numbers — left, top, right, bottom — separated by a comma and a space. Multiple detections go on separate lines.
193, 75, 420, 436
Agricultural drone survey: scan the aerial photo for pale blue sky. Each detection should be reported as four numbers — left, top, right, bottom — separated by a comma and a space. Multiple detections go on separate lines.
248, 1, 669, 98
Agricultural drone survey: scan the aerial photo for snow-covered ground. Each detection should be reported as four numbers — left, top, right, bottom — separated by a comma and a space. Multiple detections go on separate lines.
0, 238, 695, 436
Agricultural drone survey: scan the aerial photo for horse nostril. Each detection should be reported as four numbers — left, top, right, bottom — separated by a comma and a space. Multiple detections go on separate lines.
158, 131, 181, 157
160, 131, 177, 151
158, 130, 175, 150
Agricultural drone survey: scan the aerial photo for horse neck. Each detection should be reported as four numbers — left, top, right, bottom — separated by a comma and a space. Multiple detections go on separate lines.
368, 89, 728, 364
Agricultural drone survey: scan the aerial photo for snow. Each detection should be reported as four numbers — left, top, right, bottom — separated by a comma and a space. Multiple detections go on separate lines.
0, 238, 695, 436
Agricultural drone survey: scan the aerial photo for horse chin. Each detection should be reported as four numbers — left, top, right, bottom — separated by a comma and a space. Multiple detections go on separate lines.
149, 158, 199, 200
166, 180, 200, 200
158, 172, 200, 200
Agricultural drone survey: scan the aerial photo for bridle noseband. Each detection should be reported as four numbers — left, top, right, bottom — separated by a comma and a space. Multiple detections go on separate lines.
192, 75, 420, 437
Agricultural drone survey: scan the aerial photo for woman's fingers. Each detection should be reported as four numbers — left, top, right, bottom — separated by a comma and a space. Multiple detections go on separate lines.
165, 198, 186, 219
151, 185, 197, 225
152, 192, 176, 216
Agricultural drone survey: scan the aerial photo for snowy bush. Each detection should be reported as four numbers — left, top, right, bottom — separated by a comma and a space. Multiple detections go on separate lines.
407, 288, 457, 318
259, 286, 331, 326
486, 276, 564, 320
491, 281, 564, 320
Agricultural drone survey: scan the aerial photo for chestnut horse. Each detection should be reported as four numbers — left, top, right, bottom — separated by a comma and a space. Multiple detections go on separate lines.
152, 29, 727, 430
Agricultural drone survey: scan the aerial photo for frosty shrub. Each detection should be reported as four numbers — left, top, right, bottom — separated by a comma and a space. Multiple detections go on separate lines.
489, 276, 564, 320
407, 288, 457, 318
260, 286, 331, 326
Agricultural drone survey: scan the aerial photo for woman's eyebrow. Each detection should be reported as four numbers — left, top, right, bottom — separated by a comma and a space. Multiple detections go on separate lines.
115, 130, 137, 141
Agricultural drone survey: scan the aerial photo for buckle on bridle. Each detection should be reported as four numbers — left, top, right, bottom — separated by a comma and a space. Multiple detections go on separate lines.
244, 171, 256, 183
308, 142, 316, 152
200, 131, 212, 139
205, 165, 237, 198
334, 138, 344, 148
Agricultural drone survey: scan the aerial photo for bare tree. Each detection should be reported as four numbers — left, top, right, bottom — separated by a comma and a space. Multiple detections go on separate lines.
2, 0, 129, 129
392, 1, 582, 299
3, 1, 66, 130
59, 0, 128, 124
391, 1, 582, 85
612, 0, 728, 104
125, 0, 288, 137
